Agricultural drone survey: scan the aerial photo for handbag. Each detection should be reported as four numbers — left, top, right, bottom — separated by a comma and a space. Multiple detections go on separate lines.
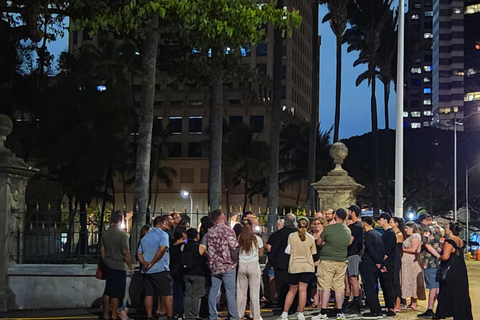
284, 243, 292, 255
435, 246, 458, 284
95, 258, 107, 280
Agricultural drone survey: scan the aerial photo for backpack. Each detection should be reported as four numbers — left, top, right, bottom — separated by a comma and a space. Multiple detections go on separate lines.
181, 243, 195, 271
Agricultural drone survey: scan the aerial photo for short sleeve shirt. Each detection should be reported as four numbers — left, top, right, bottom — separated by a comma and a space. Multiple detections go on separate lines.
205, 223, 238, 275
320, 223, 351, 262
347, 221, 364, 256
239, 235, 263, 263
420, 222, 444, 269
101, 226, 129, 271
138, 228, 170, 274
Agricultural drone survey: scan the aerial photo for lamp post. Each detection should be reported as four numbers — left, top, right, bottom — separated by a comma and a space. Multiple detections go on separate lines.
180, 189, 193, 221
465, 164, 480, 251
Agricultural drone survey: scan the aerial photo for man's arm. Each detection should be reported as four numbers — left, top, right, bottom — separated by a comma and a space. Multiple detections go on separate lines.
147, 246, 167, 269
383, 231, 396, 261
122, 249, 134, 274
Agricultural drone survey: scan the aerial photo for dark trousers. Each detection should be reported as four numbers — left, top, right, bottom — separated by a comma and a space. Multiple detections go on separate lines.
173, 276, 185, 315
379, 263, 395, 310
393, 259, 401, 300
274, 269, 297, 313
361, 263, 382, 314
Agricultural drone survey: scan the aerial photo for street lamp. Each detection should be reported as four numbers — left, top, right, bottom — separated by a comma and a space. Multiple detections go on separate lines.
180, 189, 193, 220
465, 164, 480, 251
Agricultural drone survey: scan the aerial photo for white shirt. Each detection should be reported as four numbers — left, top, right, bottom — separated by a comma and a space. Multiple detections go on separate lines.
239, 235, 263, 263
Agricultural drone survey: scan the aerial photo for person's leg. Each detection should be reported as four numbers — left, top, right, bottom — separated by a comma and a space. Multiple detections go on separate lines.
284, 285, 299, 313
248, 262, 262, 320
361, 265, 381, 314
237, 263, 249, 319
275, 269, 289, 308
344, 275, 350, 307
184, 275, 193, 318
209, 274, 222, 320
223, 269, 239, 320
103, 295, 111, 319
110, 298, 120, 320
191, 276, 206, 319
163, 295, 174, 317
428, 288, 439, 310
411, 298, 418, 310
145, 296, 154, 318
157, 296, 165, 315
331, 262, 347, 311
297, 282, 309, 313
379, 266, 395, 311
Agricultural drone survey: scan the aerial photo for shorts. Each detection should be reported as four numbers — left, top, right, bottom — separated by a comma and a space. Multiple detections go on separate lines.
143, 271, 173, 296
104, 265, 127, 300
317, 260, 348, 292
424, 268, 439, 289
288, 272, 314, 285
347, 255, 361, 276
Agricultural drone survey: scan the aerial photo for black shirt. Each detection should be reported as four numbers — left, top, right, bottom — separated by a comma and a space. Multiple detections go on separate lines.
362, 229, 384, 265
382, 228, 397, 265
348, 221, 364, 257
267, 226, 295, 270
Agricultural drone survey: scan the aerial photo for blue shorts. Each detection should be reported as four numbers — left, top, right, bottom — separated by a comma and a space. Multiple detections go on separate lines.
424, 268, 439, 289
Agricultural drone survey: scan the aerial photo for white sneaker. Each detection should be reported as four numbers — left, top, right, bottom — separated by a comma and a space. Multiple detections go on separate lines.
311, 314, 328, 320
297, 313, 305, 320
336, 312, 346, 320
280, 312, 289, 320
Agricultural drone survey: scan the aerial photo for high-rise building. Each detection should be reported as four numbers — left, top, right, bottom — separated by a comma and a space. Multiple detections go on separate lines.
404, 0, 434, 129
69, 1, 320, 215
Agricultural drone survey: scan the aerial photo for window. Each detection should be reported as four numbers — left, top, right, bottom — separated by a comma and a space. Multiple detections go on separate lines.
411, 14, 420, 20
466, 4, 480, 14
190, 100, 203, 106
189, 116, 202, 134
256, 43, 267, 56
153, 117, 163, 135
241, 44, 251, 57
424, 33, 433, 39
424, 88, 432, 94
411, 67, 422, 74
229, 116, 243, 126
171, 100, 182, 106
424, 121, 432, 127
465, 92, 480, 101
414, 3, 421, 8
403, 112, 409, 118
168, 142, 182, 157
424, 11, 433, 17
424, 110, 433, 116
411, 111, 421, 117
453, 8, 462, 14
424, 65, 432, 72
424, 99, 432, 105
169, 117, 183, 134
250, 115, 264, 133
411, 122, 422, 128
188, 142, 202, 157
424, 77, 431, 83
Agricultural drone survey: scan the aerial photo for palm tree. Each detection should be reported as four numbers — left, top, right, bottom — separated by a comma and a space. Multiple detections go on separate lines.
320, 0, 351, 142
344, 0, 393, 215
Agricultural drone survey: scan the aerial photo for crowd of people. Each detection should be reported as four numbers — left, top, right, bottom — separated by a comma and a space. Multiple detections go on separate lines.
98, 207, 473, 320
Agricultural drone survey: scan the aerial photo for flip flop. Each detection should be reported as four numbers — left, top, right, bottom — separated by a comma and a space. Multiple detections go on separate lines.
406, 305, 418, 311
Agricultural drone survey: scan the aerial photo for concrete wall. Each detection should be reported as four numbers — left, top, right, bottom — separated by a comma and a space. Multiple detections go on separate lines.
8, 264, 105, 309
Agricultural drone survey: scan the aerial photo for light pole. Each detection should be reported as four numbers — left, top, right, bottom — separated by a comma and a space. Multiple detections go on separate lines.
465, 164, 480, 251
180, 189, 193, 221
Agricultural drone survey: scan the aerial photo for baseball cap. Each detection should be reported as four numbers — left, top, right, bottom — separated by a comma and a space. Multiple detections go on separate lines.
335, 208, 347, 220
347, 205, 361, 217
416, 213, 431, 224
376, 212, 392, 221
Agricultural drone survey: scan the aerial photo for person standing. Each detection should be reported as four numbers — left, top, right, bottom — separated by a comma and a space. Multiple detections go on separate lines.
170, 226, 187, 318
137, 216, 174, 320
401, 221, 426, 311
435, 222, 473, 320
390, 217, 406, 312
280, 218, 316, 320
205, 209, 239, 320
267, 213, 296, 310
100, 211, 134, 320
309, 217, 326, 309
343, 205, 363, 314
417, 213, 443, 318
237, 219, 264, 320
376, 213, 397, 317
359, 216, 384, 319
312, 209, 351, 320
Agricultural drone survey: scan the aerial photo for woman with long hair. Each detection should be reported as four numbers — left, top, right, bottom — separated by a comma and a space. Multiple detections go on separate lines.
310, 217, 326, 309
401, 221, 426, 311
435, 222, 473, 320
280, 218, 317, 320
237, 219, 264, 320
390, 217, 406, 312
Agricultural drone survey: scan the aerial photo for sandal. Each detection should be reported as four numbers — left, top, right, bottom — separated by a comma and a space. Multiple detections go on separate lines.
406, 305, 418, 311
310, 303, 318, 309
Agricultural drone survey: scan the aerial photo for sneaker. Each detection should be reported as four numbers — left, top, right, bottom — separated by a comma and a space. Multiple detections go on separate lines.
361, 312, 382, 319
297, 313, 305, 320
385, 310, 396, 317
417, 309, 434, 318
280, 312, 289, 320
336, 312, 346, 320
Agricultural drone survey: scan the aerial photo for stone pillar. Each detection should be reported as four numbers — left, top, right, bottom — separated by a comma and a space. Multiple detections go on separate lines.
311, 142, 364, 212
0, 115, 38, 311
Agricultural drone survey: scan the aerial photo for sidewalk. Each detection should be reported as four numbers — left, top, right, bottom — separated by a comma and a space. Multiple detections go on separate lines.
0, 308, 100, 320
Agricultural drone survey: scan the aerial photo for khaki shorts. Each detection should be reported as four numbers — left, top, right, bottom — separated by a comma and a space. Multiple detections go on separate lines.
317, 260, 348, 292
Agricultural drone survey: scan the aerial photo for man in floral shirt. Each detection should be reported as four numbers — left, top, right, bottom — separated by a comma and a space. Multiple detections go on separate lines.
205, 209, 239, 320
417, 213, 444, 318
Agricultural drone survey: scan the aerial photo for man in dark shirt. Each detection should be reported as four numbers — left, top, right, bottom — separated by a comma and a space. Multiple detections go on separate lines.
267, 213, 296, 310
343, 205, 363, 313
377, 212, 396, 316
360, 216, 384, 318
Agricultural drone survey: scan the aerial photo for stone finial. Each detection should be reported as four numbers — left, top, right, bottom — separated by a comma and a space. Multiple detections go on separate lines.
329, 142, 348, 175
0, 115, 13, 156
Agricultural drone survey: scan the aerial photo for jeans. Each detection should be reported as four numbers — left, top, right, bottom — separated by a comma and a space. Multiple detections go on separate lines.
209, 269, 238, 320
184, 275, 206, 319
173, 276, 185, 315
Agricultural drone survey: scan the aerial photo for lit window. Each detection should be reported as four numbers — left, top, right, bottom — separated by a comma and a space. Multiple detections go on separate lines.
424, 11, 433, 17
424, 77, 431, 83
464, 92, 480, 101
424, 110, 433, 116
411, 67, 422, 74
466, 4, 480, 14
424, 88, 432, 94
453, 8, 462, 14
411, 111, 421, 118
424, 65, 432, 72
411, 122, 422, 129
424, 33, 433, 39
424, 99, 432, 105
467, 68, 477, 76
97, 85, 107, 92
411, 14, 420, 20
454, 70, 464, 76
403, 112, 409, 118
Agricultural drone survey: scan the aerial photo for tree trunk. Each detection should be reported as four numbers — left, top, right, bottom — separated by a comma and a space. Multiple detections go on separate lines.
333, 34, 342, 142
208, 75, 224, 211
132, 15, 159, 250
267, 0, 284, 234
307, 1, 320, 214
371, 65, 380, 216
